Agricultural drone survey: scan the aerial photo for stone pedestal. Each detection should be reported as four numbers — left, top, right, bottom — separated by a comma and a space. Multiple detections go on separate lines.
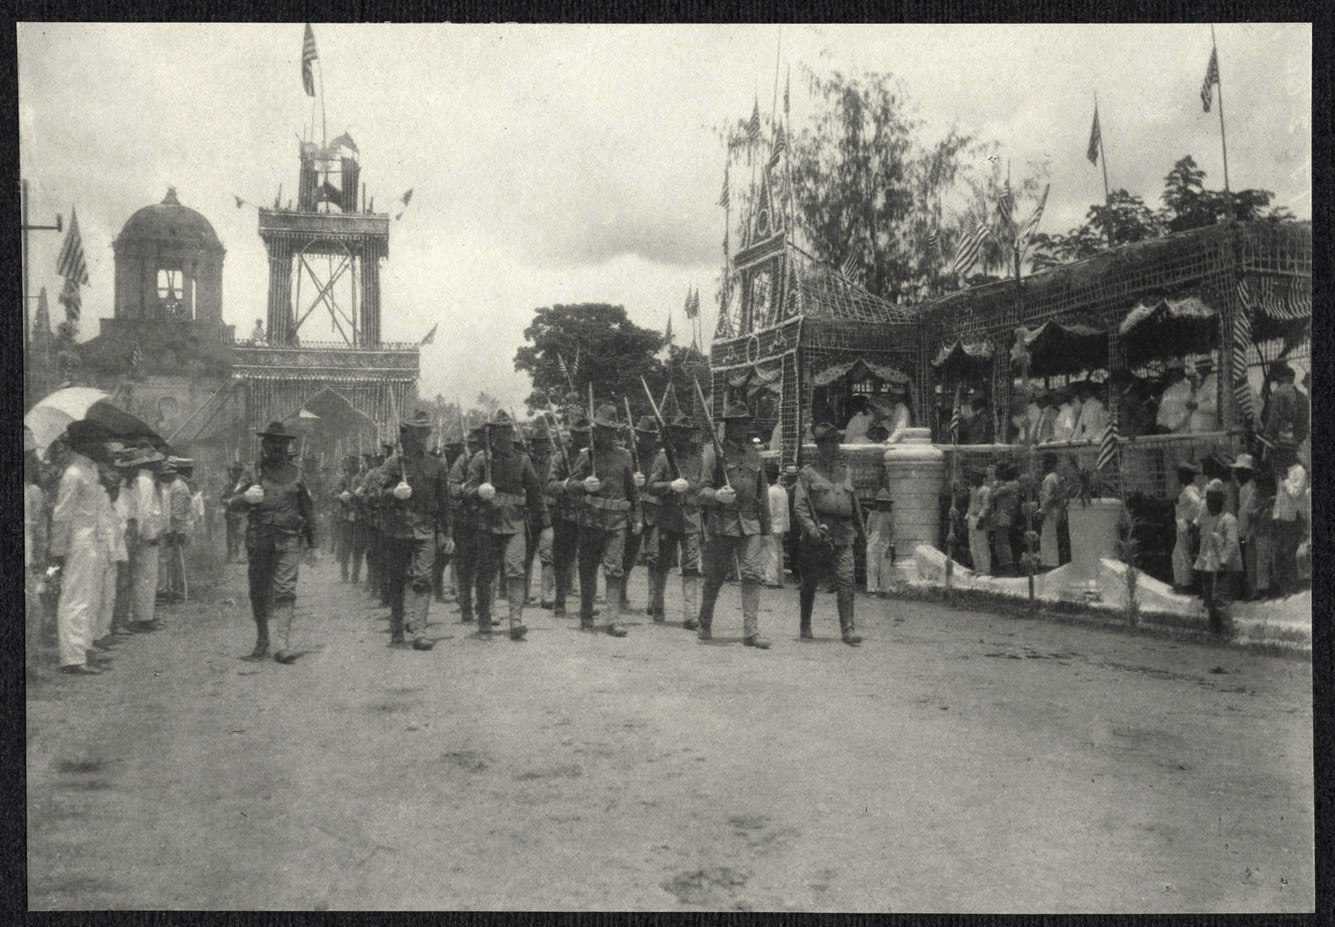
1065, 498, 1124, 597
882, 427, 946, 582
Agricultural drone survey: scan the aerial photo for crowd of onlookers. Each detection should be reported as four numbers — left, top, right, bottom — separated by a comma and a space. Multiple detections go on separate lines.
24, 423, 205, 677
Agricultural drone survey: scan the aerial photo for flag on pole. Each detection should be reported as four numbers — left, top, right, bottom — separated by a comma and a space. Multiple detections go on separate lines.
234, 194, 247, 209
557, 352, 571, 384
400, 189, 413, 206
926, 229, 940, 254
130, 342, 144, 369
1200, 47, 1219, 112
717, 170, 730, 209
684, 288, 699, 320
747, 97, 761, 146
1015, 184, 1050, 246
783, 68, 790, 116
420, 322, 438, 346
302, 23, 318, 98
768, 124, 786, 170
997, 180, 1016, 240
950, 217, 990, 278
329, 131, 359, 153
1095, 413, 1120, 473
1087, 106, 1102, 165
56, 207, 89, 286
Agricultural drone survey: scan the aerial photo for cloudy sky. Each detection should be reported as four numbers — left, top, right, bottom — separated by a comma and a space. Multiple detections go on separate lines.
19, 23, 1310, 410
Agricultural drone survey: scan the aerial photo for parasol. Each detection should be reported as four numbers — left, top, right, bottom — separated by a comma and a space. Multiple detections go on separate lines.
1010, 320, 1108, 376
24, 387, 168, 459
1119, 296, 1219, 367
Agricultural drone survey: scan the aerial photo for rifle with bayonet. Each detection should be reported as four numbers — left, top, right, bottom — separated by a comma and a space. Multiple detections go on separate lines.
640, 376, 680, 479
692, 376, 733, 491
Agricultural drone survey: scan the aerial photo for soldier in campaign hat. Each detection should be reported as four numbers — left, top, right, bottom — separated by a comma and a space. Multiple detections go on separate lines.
697, 400, 773, 649
547, 414, 591, 619
226, 421, 317, 663
367, 410, 453, 650
463, 410, 548, 639
565, 403, 642, 636
620, 414, 662, 613
793, 422, 865, 645
449, 426, 487, 624
646, 411, 705, 626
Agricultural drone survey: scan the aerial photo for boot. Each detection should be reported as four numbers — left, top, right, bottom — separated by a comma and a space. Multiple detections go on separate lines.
245, 617, 270, 660
409, 587, 434, 650
507, 577, 528, 640
837, 590, 861, 646
697, 578, 719, 639
272, 602, 299, 664
681, 574, 699, 630
741, 581, 769, 649
604, 577, 627, 636
799, 585, 816, 640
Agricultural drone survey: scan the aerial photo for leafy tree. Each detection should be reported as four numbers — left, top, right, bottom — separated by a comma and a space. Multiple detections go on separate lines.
1159, 155, 1283, 231
1030, 189, 1163, 270
515, 304, 667, 415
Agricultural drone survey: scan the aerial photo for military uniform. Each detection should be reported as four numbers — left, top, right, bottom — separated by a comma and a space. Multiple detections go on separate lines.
546, 419, 588, 618
620, 417, 661, 611
568, 404, 642, 636
793, 422, 865, 645
698, 402, 771, 647
227, 422, 316, 663
221, 464, 251, 562
464, 412, 547, 638
450, 430, 484, 622
332, 456, 360, 582
522, 430, 554, 606
432, 441, 464, 602
371, 412, 452, 649
646, 414, 704, 625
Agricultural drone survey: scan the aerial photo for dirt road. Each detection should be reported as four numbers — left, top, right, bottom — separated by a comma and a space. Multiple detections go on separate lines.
27, 551, 1313, 912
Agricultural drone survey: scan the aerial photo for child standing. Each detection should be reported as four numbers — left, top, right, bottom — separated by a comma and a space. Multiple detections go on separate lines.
865, 489, 896, 594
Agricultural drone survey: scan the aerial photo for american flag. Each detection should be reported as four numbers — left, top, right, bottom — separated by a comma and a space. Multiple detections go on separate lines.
997, 181, 1016, 240
746, 98, 761, 146
926, 229, 939, 254
1087, 106, 1101, 165
1015, 184, 1050, 245
302, 23, 318, 98
1201, 47, 1219, 112
784, 68, 790, 116
948, 386, 962, 445
130, 342, 144, 369
557, 352, 572, 384
717, 170, 730, 209
1095, 413, 1120, 473
768, 124, 786, 169
684, 288, 700, 320
56, 207, 89, 286
950, 217, 990, 278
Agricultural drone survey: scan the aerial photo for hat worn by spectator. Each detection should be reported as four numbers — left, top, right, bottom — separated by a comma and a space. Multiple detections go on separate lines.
591, 403, 620, 429
157, 463, 178, 478
1176, 460, 1200, 475
399, 409, 434, 431
1229, 453, 1256, 471
1205, 478, 1226, 495
568, 415, 592, 434
257, 421, 297, 441
811, 421, 843, 442
1164, 358, 1186, 372
634, 415, 658, 434
783, 464, 800, 476
875, 488, 894, 503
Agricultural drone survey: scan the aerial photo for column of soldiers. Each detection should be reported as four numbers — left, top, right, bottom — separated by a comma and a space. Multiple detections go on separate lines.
226, 397, 871, 657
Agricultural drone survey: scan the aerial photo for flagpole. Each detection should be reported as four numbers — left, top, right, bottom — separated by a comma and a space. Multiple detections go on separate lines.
317, 54, 327, 148
1211, 25, 1231, 194
1095, 94, 1110, 208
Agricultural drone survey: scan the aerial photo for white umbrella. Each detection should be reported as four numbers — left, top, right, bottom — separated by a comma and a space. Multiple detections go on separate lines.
25, 386, 167, 459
